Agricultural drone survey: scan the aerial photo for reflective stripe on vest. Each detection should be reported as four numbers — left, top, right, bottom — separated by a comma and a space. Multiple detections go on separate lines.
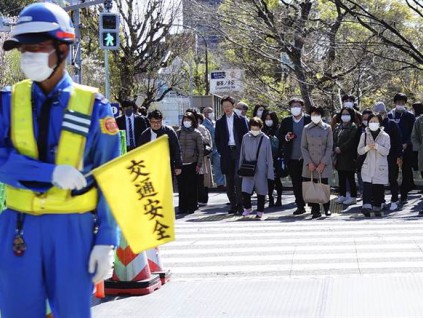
6, 79, 98, 215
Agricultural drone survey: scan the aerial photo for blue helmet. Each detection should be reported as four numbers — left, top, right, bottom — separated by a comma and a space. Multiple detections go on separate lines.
3, 2, 75, 51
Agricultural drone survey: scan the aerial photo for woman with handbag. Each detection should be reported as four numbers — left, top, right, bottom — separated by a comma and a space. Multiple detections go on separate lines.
263, 111, 283, 207
357, 114, 390, 217
239, 117, 274, 219
333, 107, 358, 205
301, 106, 333, 218
176, 112, 204, 214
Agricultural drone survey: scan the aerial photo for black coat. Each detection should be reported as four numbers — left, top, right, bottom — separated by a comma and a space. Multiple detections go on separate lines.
137, 126, 183, 170
116, 115, 149, 143
382, 117, 403, 162
277, 114, 311, 161
333, 122, 358, 171
214, 113, 248, 174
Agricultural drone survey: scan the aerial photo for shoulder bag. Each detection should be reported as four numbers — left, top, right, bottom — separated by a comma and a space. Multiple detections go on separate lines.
238, 136, 264, 177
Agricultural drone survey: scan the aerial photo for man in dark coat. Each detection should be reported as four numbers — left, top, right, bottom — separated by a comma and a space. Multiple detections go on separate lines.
215, 96, 249, 214
138, 109, 182, 177
116, 99, 149, 151
278, 97, 311, 215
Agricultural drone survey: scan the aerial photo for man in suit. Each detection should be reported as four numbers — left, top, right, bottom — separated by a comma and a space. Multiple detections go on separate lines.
215, 96, 249, 214
278, 97, 311, 215
116, 100, 149, 151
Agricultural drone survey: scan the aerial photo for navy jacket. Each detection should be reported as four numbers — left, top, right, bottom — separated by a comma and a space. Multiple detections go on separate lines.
382, 117, 403, 162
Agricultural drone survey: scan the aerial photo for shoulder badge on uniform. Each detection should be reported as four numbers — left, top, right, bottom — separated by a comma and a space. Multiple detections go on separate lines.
100, 116, 119, 135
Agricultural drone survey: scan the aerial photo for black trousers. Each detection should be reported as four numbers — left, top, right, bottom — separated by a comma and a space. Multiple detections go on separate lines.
177, 162, 198, 212
288, 159, 305, 209
268, 178, 282, 199
197, 174, 209, 203
242, 192, 265, 212
225, 147, 243, 211
302, 177, 330, 214
338, 170, 357, 197
363, 182, 385, 208
401, 149, 415, 200
388, 160, 399, 202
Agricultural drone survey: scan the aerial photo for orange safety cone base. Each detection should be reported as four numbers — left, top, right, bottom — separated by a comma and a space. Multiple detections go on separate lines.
104, 274, 161, 296
153, 269, 172, 285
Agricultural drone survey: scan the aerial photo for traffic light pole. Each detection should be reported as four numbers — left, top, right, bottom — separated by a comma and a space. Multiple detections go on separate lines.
105, 49, 110, 100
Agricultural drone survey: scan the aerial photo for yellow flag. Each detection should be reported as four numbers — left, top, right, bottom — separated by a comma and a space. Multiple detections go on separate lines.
92, 135, 175, 253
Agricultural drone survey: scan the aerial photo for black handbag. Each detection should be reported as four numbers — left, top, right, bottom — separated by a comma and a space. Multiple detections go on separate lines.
238, 136, 264, 177
356, 133, 367, 171
203, 143, 212, 156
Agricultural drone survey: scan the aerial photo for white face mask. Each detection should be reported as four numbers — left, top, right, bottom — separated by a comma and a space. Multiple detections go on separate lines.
183, 121, 192, 128
290, 107, 302, 117
369, 122, 379, 131
311, 115, 321, 124
208, 112, 214, 120
250, 130, 260, 136
20, 50, 56, 82
362, 120, 368, 127
256, 110, 263, 117
234, 109, 242, 116
341, 115, 351, 123
396, 105, 405, 112
344, 102, 354, 108
265, 120, 273, 127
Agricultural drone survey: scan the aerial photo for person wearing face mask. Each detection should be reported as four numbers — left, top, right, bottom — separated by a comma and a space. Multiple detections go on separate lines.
239, 117, 274, 220
202, 107, 226, 190
176, 112, 204, 214
116, 100, 149, 152
357, 114, 391, 217
0, 3, 121, 317
374, 102, 402, 211
253, 104, 268, 120
301, 106, 333, 218
215, 96, 249, 215
356, 109, 373, 195
262, 111, 283, 207
278, 98, 311, 215
333, 107, 358, 205
138, 110, 182, 178
330, 94, 362, 129
387, 93, 416, 206
236, 102, 250, 127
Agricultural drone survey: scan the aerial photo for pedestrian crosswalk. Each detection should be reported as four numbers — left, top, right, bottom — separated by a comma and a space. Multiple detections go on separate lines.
160, 219, 423, 280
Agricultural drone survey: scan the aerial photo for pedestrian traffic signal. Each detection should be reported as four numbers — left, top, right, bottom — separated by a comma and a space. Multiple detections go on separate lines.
99, 12, 119, 50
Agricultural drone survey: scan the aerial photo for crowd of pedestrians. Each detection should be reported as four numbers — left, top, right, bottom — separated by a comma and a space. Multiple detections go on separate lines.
120, 91, 423, 219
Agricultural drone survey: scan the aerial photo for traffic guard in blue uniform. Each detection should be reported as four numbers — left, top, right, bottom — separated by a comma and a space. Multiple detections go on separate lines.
0, 3, 120, 317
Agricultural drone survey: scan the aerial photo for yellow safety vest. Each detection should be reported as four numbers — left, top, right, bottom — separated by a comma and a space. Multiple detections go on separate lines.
6, 79, 98, 215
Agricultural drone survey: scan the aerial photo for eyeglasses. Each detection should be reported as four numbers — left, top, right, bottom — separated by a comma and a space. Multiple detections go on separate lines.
149, 120, 162, 124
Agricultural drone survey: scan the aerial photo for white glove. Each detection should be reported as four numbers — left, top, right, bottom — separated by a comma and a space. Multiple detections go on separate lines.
52, 165, 87, 190
88, 245, 115, 284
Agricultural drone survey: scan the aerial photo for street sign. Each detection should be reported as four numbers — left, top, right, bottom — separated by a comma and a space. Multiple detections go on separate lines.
110, 102, 120, 118
99, 12, 120, 50
209, 69, 244, 94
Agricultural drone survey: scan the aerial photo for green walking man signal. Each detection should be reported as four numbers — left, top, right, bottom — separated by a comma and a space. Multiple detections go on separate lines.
99, 12, 119, 50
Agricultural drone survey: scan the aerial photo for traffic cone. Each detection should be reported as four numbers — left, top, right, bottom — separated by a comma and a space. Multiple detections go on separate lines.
146, 247, 171, 285
94, 281, 105, 298
104, 236, 161, 296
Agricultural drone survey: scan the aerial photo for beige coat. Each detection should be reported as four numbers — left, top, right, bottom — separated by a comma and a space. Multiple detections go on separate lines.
198, 124, 214, 188
411, 116, 423, 171
357, 128, 390, 185
301, 121, 333, 179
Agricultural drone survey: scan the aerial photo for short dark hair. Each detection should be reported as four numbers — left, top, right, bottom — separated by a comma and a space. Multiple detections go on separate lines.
309, 106, 324, 116
368, 114, 383, 123
341, 94, 356, 102
249, 117, 263, 128
288, 97, 304, 107
394, 93, 407, 103
362, 108, 373, 117
186, 108, 198, 116
182, 112, 198, 128
338, 107, 356, 122
121, 99, 137, 110
148, 109, 163, 120
138, 106, 147, 116
220, 96, 235, 105
196, 113, 205, 123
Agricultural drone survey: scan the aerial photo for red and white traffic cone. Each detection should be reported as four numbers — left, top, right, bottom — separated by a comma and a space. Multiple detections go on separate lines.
146, 247, 171, 285
104, 236, 161, 296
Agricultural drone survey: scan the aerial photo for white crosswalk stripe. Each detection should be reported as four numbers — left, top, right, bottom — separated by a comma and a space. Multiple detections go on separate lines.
160, 219, 423, 280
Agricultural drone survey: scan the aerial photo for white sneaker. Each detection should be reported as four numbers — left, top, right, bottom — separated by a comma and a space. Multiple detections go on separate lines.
242, 209, 252, 217
390, 202, 398, 211
337, 196, 347, 204
344, 197, 357, 205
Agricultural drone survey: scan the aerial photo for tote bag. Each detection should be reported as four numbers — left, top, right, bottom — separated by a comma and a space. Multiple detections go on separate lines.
302, 172, 330, 204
